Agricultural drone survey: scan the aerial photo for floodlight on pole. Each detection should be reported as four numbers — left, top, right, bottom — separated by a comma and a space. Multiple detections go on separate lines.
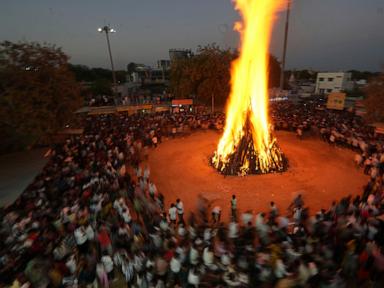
98, 25, 118, 104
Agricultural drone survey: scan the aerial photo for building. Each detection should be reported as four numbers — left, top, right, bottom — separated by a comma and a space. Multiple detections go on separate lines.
128, 64, 170, 85
157, 59, 171, 70
315, 72, 354, 95
169, 49, 192, 62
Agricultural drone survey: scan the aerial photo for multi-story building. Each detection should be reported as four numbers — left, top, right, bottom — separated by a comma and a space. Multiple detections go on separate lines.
315, 72, 354, 95
169, 49, 192, 62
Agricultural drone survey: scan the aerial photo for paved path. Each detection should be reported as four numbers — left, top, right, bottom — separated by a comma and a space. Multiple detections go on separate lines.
0, 149, 47, 207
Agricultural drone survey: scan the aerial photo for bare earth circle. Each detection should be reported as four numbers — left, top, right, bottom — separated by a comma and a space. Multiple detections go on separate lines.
149, 130, 368, 221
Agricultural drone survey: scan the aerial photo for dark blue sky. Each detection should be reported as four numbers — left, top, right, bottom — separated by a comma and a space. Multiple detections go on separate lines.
1, 0, 384, 71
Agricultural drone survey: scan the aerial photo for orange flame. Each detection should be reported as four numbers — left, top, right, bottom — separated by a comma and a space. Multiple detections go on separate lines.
213, 0, 287, 174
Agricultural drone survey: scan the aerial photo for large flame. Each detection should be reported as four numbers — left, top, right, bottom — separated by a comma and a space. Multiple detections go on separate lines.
213, 0, 287, 174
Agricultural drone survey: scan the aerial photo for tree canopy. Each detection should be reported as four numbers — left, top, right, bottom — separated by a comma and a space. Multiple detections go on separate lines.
0, 41, 82, 153
170, 44, 281, 107
364, 74, 384, 123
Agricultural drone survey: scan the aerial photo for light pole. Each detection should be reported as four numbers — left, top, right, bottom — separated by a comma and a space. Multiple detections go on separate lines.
279, 0, 291, 91
98, 25, 118, 104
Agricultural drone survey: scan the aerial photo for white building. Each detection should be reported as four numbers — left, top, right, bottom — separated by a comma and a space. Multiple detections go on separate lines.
315, 72, 354, 95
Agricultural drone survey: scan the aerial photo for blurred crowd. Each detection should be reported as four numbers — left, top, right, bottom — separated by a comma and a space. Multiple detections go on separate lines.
1, 102, 384, 288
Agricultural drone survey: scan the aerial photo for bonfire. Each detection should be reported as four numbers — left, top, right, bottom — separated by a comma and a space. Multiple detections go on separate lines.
212, 0, 288, 176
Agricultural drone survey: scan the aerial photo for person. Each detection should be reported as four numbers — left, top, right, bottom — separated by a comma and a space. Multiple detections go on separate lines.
231, 195, 237, 222
212, 206, 221, 224
143, 165, 150, 181
269, 201, 279, 219
6, 107, 384, 288
176, 198, 184, 224
297, 126, 303, 139
74, 225, 88, 254
97, 225, 112, 255
152, 135, 158, 148
101, 252, 114, 281
289, 194, 303, 212
148, 182, 157, 200
96, 262, 109, 288
168, 203, 177, 227
169, 251, 181, 286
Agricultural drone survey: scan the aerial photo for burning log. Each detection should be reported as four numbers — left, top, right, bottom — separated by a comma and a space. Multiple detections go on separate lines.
212, 118, 288, 176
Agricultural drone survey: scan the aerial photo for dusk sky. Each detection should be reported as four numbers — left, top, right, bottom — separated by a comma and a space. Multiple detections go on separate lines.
1, 0, 384, 71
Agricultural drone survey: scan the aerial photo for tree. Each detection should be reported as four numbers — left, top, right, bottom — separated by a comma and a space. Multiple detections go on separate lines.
348, 70, 380, 81
0, 41, 82, 153
170, 44, 281, 107
90, 78, 112, 96
69, 64, 127, 90
364, 74, 384, 122
170, 44, 234, 106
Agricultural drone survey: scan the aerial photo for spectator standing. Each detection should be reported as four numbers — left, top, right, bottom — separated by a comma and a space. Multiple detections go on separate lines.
176, 198, 184, 224
212, 206, 221, 224
168, 203, 177, 227
231, 195, 237, 222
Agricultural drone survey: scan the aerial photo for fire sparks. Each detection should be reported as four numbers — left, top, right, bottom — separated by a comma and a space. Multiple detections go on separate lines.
212, 0, 288, 175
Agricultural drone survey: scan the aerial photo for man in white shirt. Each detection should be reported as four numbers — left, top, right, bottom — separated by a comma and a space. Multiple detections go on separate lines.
228, 220, 239, 239
169, 203, 177, 226
170, 252, 181, 285
74, 225, 88, 253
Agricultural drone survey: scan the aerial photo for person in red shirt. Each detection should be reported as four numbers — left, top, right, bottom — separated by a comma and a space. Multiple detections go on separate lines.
97, 225, 112, 255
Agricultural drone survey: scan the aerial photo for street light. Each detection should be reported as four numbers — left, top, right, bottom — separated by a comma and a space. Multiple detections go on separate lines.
98, 25, 117, 104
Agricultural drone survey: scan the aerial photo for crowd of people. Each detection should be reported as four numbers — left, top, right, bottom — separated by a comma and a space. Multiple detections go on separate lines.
1, 102, 384, 288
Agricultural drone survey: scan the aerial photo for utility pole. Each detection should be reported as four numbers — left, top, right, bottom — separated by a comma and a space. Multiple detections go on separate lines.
98, 25, 118, 105
279, 1, 291, 91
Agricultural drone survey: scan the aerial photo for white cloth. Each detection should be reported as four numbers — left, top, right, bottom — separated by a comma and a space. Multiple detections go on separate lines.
85, 225, 95, 241
74, 227, 87, 245
189, 247, 199, 265
188, 269, 200, 286
66, 255, 77, 274
176, 201, 184, 215
101, 255, 114, 273
169, 207, 177, 221
203, 247, 214, 266
170, 257, 181, 273
228, 222, 239, 239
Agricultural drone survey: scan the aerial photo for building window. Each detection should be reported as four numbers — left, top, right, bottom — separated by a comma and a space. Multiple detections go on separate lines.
328, 78, 334, 81
319, 77, 324, 81
327, 89, 332, 93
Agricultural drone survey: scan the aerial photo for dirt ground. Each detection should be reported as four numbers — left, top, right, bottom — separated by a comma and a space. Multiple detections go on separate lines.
148, 130, 368, 221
